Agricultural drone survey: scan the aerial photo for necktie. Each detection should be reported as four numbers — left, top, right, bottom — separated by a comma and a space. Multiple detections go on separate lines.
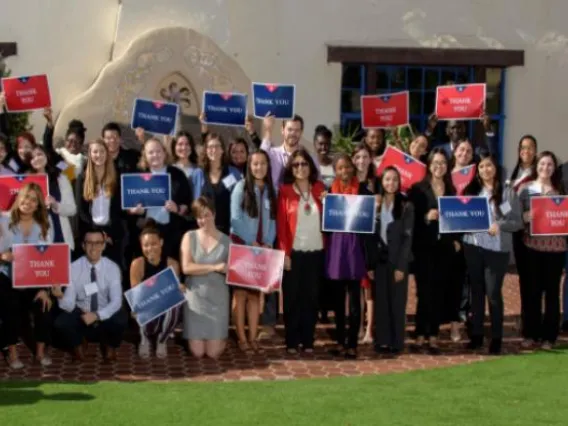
90, 266, 98, 312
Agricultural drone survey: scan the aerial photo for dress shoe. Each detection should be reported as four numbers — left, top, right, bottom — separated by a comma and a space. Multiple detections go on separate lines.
489, 338, 502, 355
467, 335, 483, 350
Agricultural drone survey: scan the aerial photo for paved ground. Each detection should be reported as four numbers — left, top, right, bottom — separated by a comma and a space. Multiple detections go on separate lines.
1, 273, 566, 382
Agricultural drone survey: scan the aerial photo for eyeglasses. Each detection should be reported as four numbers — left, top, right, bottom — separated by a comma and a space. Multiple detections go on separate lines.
431, 161, 447, 167
292, 162, 309, 169
84, 241, 105, 247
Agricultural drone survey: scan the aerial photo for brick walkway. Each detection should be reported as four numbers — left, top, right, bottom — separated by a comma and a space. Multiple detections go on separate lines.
1, 273, 566, 382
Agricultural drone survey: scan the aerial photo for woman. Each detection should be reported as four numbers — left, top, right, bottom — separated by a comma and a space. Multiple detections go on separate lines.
13, 131, 37, 172
192, 133, 242, 235
228, 138, 249, 176
365, 166, 414, 356
519, 151, 566, 349
363, 128, 386, 167
352, 144, 376, 344
128, 137, 191, 259
451, 139, 475, 172
75, 139, 123, 265
462, 153, 523, 354
408, 134, 429, 161
170, 130, 199, 181
326, 154, 371, 359
29, 145, 77, 250
0, 137, 16, 175
181, 197, 230, 359
313, 125, 335, 189
408, 148, 460, 354
277, 149, 325, 354
130, 220, 182, 359
0, 184, 54, 368
509, 135, 538, 337
230, 150, 277, 351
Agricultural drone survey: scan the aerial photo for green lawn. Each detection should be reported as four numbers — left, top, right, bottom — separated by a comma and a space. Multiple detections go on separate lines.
1, 348, 567, 426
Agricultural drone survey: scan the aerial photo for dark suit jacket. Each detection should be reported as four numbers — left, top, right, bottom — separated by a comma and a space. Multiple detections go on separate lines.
365, 200, 414, 273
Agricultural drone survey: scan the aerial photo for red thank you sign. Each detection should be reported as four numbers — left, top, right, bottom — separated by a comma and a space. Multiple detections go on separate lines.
226, 244, 285, 293
12, 243, 71, 288
435, 83, 486, 120
376, 146, 426, 192
0, 174, 49, 211
1, 74, 52, 112
361, 91, 409, 129
452, 164, 476, 195
530, 196, 568, 236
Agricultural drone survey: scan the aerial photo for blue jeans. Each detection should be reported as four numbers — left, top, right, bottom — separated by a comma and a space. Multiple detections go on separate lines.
261, 293, 278, 327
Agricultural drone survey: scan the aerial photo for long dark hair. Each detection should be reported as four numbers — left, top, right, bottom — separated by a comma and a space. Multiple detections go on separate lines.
282, 148, 319, 184
199, 133, 229, 173
530, 150, 565, 194
228, 137, 249, 171
352, 143, 376, 190
378, 166, 406, 220
463, 152, 504, 208
510, 135, 537, 180
423, 147, 456, 194
171, 131, 198, 166
241, 150, 277, 220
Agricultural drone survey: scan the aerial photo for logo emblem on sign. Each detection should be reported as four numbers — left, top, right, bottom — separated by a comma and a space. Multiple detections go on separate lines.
35, 244, 48, 254
379, 95, 391, 103
404, 155, 414, 164
460, 166, 471, 175
18, 77, 30, 84
220, 93, 232, 101
552, 197, 564, 206
456, 85, 466, 92
251, 247, 262, 256
141, 174, 153, 181
458, 196, 472, 204
265, 84, 278, 93
152, 101, 164, 109
15, 176, 26, 182
145, 275, 158, 287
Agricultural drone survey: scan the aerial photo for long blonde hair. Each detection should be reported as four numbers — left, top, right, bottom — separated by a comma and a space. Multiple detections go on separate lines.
138, 138, 171, 171
83, 139, 117, 201
9, 183, 50, 240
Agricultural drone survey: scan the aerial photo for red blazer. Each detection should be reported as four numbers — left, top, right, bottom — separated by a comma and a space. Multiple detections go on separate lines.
277, 181, 326, 256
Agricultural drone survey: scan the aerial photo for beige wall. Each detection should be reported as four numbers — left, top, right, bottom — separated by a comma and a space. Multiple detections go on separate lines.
2, 0, 568, 173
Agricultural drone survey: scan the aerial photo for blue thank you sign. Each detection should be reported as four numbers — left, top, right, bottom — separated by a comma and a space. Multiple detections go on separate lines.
121, 173, 171, 209
131, 98, 179, 136
322, 194, 376, 234
438, 196, 491, 233
124, 266, 185, 326
252, 83, 295, 119
202, 91, 247, 126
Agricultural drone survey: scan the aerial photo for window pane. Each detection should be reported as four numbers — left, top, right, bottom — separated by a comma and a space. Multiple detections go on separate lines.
441, 70, 456, 85
376, 67, 389, 90
388, 67, 406, 89
341, 89, 361, 113
342, 65, 362, 88
424, 92, 436, 115
408, 68, 423, 90
454, 68, 471, 84
485, 68, 503, 115
341, 119, 363, 140
410, 118, 423, 135
409, 92, 422, 115
424, 69, 439, 90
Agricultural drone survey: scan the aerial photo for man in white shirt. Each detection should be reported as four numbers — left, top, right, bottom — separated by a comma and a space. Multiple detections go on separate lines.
53, 228, 127, 362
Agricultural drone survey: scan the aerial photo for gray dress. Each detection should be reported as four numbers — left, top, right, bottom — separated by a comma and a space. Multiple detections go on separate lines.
183, 231, 230, 340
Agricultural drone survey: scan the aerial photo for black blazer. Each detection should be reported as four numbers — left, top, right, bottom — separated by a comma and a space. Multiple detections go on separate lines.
365, 199, 414, 273
407, 179, 458, 251
75, 173, 124, 240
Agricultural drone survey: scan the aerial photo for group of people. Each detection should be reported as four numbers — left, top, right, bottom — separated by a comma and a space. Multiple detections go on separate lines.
0, 90, 566, 371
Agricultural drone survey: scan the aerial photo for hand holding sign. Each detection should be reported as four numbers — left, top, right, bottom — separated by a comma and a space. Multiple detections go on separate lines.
34, 290, 52, 312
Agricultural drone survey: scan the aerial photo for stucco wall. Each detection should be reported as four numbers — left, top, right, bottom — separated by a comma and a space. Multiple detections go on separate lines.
2, 0, 568, 173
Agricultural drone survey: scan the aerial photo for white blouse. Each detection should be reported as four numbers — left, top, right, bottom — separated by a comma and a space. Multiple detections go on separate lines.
292, 191, 323, 252
91, 188, 110, 226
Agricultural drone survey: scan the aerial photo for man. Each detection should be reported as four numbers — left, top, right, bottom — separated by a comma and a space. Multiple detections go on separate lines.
425, 113, 496, 159
258, 113, 320, 339
53, 228, 127, 362
102, 122, 139, 176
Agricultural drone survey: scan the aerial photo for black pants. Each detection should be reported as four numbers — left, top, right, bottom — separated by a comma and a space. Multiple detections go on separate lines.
54, 308, 128, 349
463, 244, 509, 340
0, 275, 52, 347
282, 250, 323, 349
414, 241, 456, 338
513, 231, 531, 337
525, 248, 564, 343
331, 279, 361, 349
373, 261, 408, 351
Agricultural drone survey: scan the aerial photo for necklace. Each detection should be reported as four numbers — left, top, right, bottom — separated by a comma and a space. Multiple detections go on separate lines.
295, 183, 312, 215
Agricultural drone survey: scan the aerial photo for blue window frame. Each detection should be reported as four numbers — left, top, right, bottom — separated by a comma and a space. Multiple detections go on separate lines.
340, 64, 507, 162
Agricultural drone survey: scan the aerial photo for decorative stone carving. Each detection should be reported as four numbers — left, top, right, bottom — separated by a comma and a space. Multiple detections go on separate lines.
54, 27, 254, 150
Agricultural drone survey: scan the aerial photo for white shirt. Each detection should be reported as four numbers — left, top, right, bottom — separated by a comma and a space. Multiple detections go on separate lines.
92, 188, 110, 226
293, 191, 323, 251
463, 188, 501, 252
380, 201, 394, 244
58, 256, 122, 321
